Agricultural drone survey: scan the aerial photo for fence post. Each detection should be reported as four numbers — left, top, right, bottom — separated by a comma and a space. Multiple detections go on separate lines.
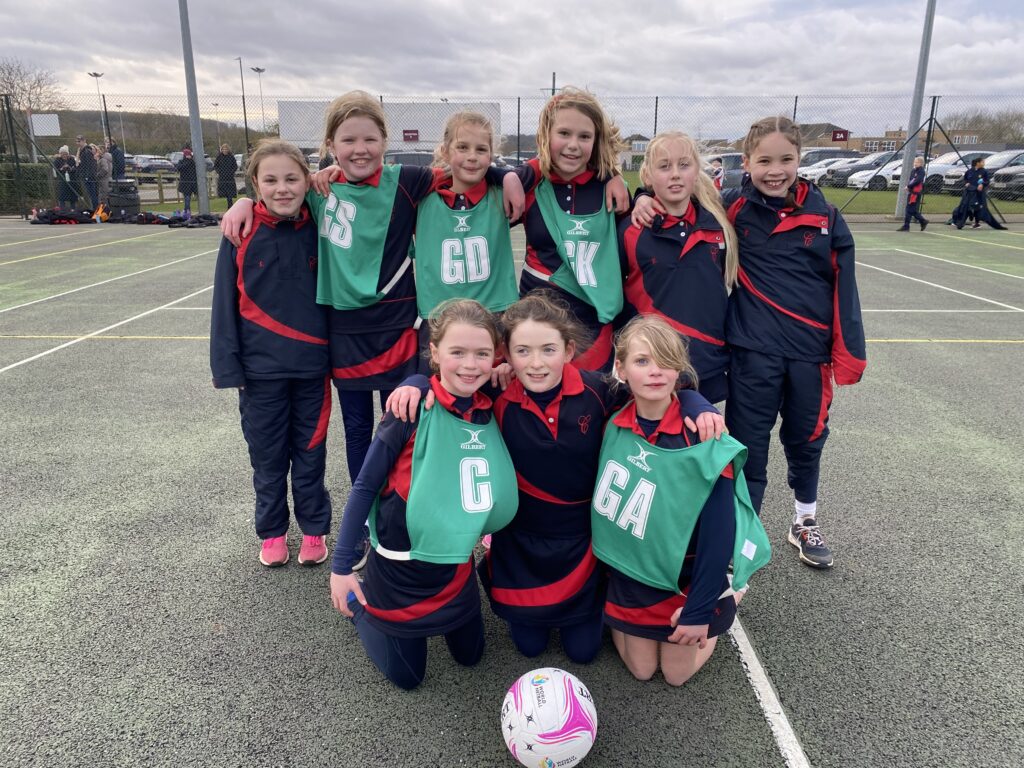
516, 97, 521, 163
2, 94, 28, 219
653, 96, 659, 136
792, 95, 799, 121
157, 173, 165, 204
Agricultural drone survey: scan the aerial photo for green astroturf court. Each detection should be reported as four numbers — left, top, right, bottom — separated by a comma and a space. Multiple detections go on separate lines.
0, 218, 1021, 767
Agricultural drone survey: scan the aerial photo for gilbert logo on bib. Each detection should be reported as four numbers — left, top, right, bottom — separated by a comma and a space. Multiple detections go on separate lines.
460, 428, 486, 450
453, 214, 472, 233
627, 442, 655, 472
532, 178, 623, 323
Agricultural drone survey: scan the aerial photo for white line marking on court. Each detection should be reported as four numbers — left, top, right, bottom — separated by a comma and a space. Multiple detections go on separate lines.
729, 619, 811, 768
0, 229, 104, 248
856, 262, 1023, 311
0, 286, 213, 375
0, 230, 172, 266
0, 249, 216, 314
863, 309, 1020, 312
892, 248, 1024, 280
923, 231, 1024, 252
166, 306, 211, 310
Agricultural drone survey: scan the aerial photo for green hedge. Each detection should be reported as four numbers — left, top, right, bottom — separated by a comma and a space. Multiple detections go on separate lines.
0, 162, 54, 215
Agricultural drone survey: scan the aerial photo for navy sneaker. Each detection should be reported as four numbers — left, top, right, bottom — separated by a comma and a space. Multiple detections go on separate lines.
788, 519, 834, 569
351, 529, 371, 572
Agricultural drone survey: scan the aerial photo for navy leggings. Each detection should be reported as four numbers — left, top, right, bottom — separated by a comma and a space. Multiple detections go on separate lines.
335, 389, 392, 483
350, 600, 485, 690
508, 612, 604, 664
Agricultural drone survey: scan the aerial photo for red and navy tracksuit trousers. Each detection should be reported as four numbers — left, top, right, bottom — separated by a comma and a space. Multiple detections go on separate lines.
239, 376, 332, 539
725, 347, 833, 513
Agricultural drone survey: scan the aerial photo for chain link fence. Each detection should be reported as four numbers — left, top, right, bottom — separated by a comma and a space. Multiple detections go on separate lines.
3, 92, 1024, 217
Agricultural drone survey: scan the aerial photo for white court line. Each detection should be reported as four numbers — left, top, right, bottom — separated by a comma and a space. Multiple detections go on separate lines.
0, 229, 104, 248
166, 306, 211, 310
863, 309, 1020, 313
893, 248, 1024, 280
730, 619, 811, 768
0, 285, 213, 375
0, 230, 172, 266
0, 249, 216, 314
856, 261, 1023, 312
923, 231, 1024, 252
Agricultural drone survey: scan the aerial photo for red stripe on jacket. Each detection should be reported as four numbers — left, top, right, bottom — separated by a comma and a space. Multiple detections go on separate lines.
331, 327, 419, 379
488, 545, 598, 607
364, 559, 474, 622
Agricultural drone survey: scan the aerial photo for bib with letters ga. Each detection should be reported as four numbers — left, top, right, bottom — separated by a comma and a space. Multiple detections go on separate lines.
370, 401, 518, 564
309, 164, 400, 310
533, 178, 623, 323
413, 188, 519, 315
590, 416, 770, 591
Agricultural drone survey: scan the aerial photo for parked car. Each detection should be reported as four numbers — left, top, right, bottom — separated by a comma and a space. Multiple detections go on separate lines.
702, 152, 745, 189
800, 148, 862, 166
167, 151, 214, 171
890, 150, 992, 193
847, 159, 905, 190
813, 157, 863, 187
129, 155, 176, 182
800, 157, 855, 184
827, 150, 904, 188
990, 156, 1024, 200
306, 153, 320, 168
943, 149, 1024, 194
383, 150, 435, 167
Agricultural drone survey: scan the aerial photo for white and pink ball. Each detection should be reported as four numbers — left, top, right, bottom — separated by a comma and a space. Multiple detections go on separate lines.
500, 667, 598, 767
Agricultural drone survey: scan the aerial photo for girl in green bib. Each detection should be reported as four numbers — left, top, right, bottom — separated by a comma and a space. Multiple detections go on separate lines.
592, 316, 770, 686
328, 300, 516, 690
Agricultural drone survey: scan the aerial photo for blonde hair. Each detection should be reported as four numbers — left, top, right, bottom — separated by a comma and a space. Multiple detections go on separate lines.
433, 111, 496, 169
536, 87, 626, 180
427, 299, 503, 372
742, 116, 803, 209
247, 139, 310, 199
501, 289, 591, 352
323, 90, 388, 146
614, 314, 699, 392
640, 132, 739, 288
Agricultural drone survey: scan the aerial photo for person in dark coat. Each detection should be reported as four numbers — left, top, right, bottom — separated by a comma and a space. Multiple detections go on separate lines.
107, 138, 126, 180
213, 143, 239, 207
176, 146, 199, 217
75, 134, 99, 209
952, 158, 1006, 230
898, 156, 928, 231
54, 146, 78, 209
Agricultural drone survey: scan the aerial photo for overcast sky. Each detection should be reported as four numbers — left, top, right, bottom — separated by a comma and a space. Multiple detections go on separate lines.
3, 0, 1023, 97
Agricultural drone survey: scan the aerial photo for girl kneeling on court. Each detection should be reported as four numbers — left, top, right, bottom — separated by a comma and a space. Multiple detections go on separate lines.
329, 299, 517, 690
592, 315, 770, 686
210, 139, 333, 568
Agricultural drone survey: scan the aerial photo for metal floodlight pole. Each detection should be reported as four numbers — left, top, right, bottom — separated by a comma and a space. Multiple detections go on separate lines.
895, 0, 937, 219
236, 57, 251, 151
87, 72, 105, 135
115, 104, 126, 152
177, 0, 210, 214
251, 67, 266, 132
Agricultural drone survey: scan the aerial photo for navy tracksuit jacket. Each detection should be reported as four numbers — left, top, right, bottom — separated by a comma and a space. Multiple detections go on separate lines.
210, 202, 332, 538
721, 179, 866, 512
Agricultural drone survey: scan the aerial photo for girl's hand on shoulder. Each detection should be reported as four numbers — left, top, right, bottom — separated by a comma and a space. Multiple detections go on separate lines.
311, 166, 342, 196
220, 198, 256, 246
630, 195, 665, 229
490, 362, 514, 390
606, 175, 630, 214
684, 411, 726, 441
385, 385, 425, 422
668, 608, 709, 649
503, 172, 525, 221
330, 572, 365, 618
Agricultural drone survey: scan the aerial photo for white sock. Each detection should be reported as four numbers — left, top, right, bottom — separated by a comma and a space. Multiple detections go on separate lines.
794, 500, 817, 525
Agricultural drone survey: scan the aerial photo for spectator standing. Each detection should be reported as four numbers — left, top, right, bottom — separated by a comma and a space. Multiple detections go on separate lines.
53, 146, 78, 210
94, 144, 113, 206
214, 143, 239, 207
107, 138, 126, 180
75, 134, 99, 209
176, 146, 199, 217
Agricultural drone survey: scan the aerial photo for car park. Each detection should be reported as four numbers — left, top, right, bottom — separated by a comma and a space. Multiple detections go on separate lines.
890, 150, 992, 193
990, 157, 1024, 200
826, 150, 906, 188
800, 148, 862, 166
800, 157, 856, 184
814, 157, 863, 187
127, 155, 176, 182
943, 149, 1024, 194
383, 150, 435, 167
167, 151, 214, 171
847, 159, 905, 190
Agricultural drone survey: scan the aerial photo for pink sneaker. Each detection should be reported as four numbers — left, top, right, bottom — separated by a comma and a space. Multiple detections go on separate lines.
298, 535, 328, 566
259, 535, 289, 567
